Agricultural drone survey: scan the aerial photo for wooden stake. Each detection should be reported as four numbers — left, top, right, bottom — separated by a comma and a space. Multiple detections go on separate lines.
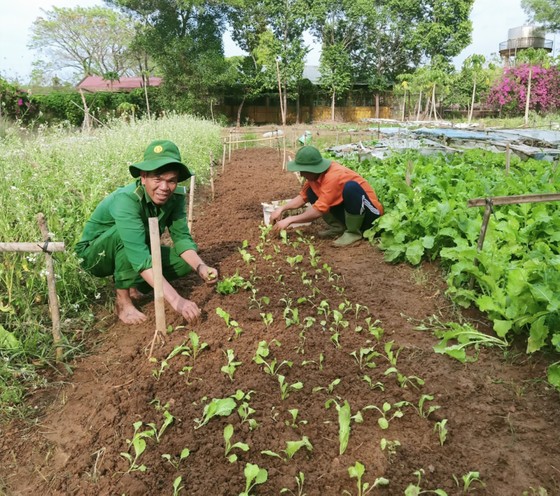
505, 144, 511, 176
406, 160, 414, 187
188, 175, 196, 232
0, 242, 65, 253
36, 213, 63, 361
148, 217, 166, 358
222, 138, 227, 172
210, 152, 215, 200
469, 201, 493, 289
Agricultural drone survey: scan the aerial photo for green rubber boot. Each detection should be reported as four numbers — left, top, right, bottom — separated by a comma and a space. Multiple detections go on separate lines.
333, 211, 365, 247
318, 212, 345, 238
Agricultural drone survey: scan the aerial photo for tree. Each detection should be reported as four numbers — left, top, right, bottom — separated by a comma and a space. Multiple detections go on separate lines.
516, 48, 552, 125
29, 6, 137, 81
522, 0, 560, 31
109, 0, 231, 115
463, 54, 487, 123
487, 60, 560, 117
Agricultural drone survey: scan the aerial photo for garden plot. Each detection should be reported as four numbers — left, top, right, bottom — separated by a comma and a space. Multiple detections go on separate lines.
0, 148, 559, 496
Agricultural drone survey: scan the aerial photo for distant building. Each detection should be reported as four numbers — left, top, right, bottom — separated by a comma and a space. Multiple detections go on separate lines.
76, 75, 162, 93
499, 25, 553, 65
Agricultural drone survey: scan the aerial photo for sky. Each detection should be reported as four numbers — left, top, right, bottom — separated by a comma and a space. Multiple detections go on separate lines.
0, 0, 550, 83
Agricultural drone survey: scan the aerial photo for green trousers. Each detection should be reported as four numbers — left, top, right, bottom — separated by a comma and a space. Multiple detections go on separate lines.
76, 226, 192, 292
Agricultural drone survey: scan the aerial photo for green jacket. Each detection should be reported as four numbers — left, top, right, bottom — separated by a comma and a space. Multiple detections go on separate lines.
75, 179, 197, 273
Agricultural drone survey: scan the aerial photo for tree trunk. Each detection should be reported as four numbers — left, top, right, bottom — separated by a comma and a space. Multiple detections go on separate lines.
416, 91, 423, 121
236, 95, 246, 128
401, 90, 407, 121
524, 67, 533, 127
468, 79, 476, 124
331, 89, 336, 121
276, 59, 286, 126
143, 74, 151, 120
375, 93, 380, 119
79, 89, 91, 132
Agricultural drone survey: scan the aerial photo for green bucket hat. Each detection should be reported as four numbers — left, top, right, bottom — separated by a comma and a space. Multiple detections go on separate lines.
286, 146, 332, 174
129, 140, 192, 182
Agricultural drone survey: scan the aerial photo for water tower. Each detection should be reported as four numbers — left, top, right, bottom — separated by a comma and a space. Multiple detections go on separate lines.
499, 25, 553, 65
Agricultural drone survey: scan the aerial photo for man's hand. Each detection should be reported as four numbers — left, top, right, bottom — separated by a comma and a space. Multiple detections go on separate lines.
198, 264, 218, 285
272, 218, 291, 233
174, 297, 201, 324
269, 208, 284, 225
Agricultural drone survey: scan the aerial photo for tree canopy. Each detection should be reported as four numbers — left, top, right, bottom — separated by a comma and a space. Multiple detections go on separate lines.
29, 6, 137, 80
522, 0, 560, 31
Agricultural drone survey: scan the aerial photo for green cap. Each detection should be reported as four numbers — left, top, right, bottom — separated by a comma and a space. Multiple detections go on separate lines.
286, 146, 331, 174
129, 140, 192, 182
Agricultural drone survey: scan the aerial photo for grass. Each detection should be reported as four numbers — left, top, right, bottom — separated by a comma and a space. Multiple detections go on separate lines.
0, 114, 223, 418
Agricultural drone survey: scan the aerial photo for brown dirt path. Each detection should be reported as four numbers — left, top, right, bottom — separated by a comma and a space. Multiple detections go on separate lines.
1, 147, 559, 496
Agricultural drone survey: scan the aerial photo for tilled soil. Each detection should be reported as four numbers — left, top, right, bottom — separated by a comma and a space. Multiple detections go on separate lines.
1, 147, 559, 496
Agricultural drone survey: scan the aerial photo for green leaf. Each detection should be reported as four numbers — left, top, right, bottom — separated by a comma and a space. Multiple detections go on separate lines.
0, 326, 20, 350
547, 363, 560, 389
405, 240, 424, 265
493, 319, 513, 338
338, 400, 351, 455
348, 461, 365, 479
526, 316, 549, 353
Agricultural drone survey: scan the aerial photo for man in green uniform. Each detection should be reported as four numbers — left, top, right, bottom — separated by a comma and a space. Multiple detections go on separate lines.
75, 140, 217, 325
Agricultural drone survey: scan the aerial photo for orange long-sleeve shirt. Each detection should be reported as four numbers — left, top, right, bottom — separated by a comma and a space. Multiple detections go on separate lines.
300, 161, 384, 215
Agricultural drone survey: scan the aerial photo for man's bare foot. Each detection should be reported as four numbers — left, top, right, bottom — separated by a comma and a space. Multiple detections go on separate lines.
129, 287, 148, 301
116, 289, 147, 325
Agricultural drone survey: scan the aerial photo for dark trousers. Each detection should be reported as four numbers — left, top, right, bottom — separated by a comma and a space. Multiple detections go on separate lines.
307, 181, 381, 231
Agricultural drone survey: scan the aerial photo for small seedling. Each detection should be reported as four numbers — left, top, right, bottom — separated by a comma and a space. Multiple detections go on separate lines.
434, 419, 448, 446
188, 330, 208, 360
261, 436, 313, 461
224, 424, 250, 462
363, 401, 405, 430
253, 340, 292, 375
161, 448, 190, 470
172, 476, 184, 496
415, 394, 440, 419
147, 409, 175, 442
350, 347, 380, 371
342, 461, 389, 496
194, 396, 237, 429
280, 471, 306, 496
312, 378, 341, 395
362, 375, 385, 390
277, 374, 304, 400
120, 421, 154, 473
216, 272, 249, 295
405, 468, 448, 496
221, 349, 242, 381
240, 462, 268, 496
453, 471, 485, 493
380, 438, 401, 461
285, 408, 308, 428
216, 307, 244, 339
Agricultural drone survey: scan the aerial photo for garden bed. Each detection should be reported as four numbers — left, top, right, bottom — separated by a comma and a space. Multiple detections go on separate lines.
0, 147, 559, 495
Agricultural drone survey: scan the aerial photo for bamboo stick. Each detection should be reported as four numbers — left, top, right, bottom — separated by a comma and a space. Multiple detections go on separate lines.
470, 202, 493, 289
188, 175, 196, 232
148, 217, 166, 358
222, 138, 227, 172
468, 192, 560, 208
505, 144, 511, 176
209, 152, 215, 200
36, 213, 63, 361
0, 242, 65, 252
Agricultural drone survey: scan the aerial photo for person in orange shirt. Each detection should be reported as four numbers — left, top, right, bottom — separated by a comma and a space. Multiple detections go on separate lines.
270, 146, 383, 246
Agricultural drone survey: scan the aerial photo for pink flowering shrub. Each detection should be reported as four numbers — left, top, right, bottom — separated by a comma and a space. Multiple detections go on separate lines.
487, 64, 560, 115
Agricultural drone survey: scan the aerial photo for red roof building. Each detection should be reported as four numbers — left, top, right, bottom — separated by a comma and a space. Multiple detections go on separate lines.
76, 75, 163, 93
